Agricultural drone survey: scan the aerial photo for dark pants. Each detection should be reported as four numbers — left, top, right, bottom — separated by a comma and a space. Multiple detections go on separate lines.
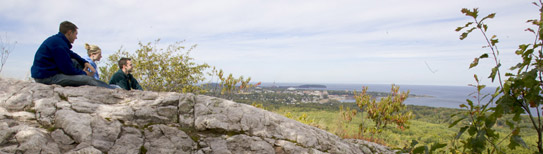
34, 74, 115, 89
33, 59, 116, 89
72, 58, 84, 70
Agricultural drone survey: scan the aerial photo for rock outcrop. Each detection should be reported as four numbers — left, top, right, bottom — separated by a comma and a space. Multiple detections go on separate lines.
0, 78, 395, 154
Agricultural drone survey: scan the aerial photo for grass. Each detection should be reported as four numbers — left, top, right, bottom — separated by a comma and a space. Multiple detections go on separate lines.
265, 103, 539, 153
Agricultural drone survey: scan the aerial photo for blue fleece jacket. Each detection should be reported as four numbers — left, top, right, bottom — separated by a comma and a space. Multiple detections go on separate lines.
31, 32, 87, 79
83, 56, 100, 80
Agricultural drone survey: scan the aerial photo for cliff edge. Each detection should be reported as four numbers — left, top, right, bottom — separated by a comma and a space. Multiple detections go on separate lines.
0, 78, 395, 154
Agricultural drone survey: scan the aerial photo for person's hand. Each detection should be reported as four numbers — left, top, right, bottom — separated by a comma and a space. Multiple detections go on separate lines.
84, 62, 96, 73
83, 69, 94, 77
83, 63, 96, 77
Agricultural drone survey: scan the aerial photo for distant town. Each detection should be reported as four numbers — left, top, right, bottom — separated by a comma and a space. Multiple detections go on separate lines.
204, 84, 410, 104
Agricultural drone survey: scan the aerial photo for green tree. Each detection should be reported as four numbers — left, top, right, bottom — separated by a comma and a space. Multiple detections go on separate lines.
206, 67, 259, 99
451, 2, 543, 153
354, 85, 413, 135
335, 105, 358, 138
100, 39, 210, 93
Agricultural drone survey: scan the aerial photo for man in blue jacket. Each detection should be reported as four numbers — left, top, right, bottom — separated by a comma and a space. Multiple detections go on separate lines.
31, 21, 114, 89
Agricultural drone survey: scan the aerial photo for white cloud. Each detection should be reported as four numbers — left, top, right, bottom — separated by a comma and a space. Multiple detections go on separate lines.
0, 0, 537, 86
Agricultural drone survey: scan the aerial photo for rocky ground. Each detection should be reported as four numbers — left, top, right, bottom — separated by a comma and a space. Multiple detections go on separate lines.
0, 78, 396, 154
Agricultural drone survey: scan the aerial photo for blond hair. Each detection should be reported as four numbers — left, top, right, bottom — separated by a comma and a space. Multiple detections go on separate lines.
84, 43, 101, 56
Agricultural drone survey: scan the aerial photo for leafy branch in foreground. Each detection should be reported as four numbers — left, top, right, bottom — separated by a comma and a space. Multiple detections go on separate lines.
451, 2, 543, 153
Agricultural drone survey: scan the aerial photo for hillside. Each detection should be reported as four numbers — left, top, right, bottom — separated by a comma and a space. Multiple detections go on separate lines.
0, 78, 396, 154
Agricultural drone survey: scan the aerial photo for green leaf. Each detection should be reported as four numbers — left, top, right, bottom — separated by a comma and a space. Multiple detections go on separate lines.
527, 19, 539, 25
474, 130, 487, 147
479, 53, 489, 59
477, 85, 486, 93
513, 112, 521, 122
490, 38, 499, 46
488, 65, 499, 82
464, 22, 474, 27
455, 27, 464, 32
456, 126, 469, 139
505, 120, 515, 129
467, 27, 476, 33
460, 32, 469, 40
430, 143, 447, 152
466, 99, 474, 107
461, 8, 470, 15
470, 58, 479, 68
468, 125, 477, 135
410, 139, 419, 148
481, 13, 496, 22
456, 22, 474, 32
514, 135, 528, 148
412, 146, 428, 154
516, 44, 529, 55
461, 8, 479, 18
509, 135, 528, 149
449, 117, 466, 128
524, 49, 534, 57
525, 28, 536, 34
450, 112, 460, 118
484, 116, 496, 128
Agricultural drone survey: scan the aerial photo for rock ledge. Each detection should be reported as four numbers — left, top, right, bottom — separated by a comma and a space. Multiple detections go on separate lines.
0, 78, 395, 154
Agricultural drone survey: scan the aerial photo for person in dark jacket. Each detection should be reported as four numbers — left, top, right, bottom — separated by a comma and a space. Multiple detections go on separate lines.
30, 21, 114, 89
109, 57, 143, 90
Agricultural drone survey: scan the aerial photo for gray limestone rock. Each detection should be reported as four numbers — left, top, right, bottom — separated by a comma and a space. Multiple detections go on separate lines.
55, 109, 92, 143
91, 116, 122, 151
14, 125, 60, 154
70, 97, 99, 113
0, 78, 396, 154
143, 124, 196, 153
274, 140, 310, 154
108, 127, 143, 154
51, 129, 75, 145
34, 98, 59, 127
200, 136, 231, 154
2, 85, 33, 111
66, 146, 102, 154
226, 134, 275, 154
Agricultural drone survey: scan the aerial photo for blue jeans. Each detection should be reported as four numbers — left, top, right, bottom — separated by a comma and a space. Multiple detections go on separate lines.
34, 74, 116, 89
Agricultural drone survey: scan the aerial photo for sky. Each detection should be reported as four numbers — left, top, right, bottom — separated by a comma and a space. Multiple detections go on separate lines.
0, 0, 538, 86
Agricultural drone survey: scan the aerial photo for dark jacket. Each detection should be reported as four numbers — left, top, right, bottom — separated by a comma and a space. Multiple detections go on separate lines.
109, 70, 143, 90
31, 32, 87, 79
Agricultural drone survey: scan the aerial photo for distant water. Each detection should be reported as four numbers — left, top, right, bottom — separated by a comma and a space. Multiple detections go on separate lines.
329, 83, 498, 109
260, 83, 496, 109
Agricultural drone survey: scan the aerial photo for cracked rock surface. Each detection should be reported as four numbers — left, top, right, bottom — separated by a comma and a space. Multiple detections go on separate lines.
0, 78, 396, 154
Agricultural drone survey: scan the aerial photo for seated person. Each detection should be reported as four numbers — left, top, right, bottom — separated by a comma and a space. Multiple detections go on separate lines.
30, 21, 114, 89
83, 43, 102, 80
109, 58, 143, 90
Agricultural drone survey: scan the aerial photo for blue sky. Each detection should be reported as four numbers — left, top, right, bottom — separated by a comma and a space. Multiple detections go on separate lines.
0, 0, 538, 86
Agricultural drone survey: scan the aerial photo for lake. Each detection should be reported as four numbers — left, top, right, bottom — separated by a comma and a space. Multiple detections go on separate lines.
261, 82, 497, 109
